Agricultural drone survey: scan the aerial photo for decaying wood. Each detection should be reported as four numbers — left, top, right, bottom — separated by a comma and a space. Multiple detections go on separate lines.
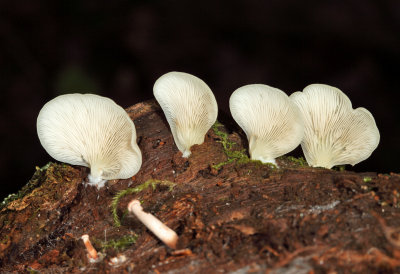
1, 100, 400, 273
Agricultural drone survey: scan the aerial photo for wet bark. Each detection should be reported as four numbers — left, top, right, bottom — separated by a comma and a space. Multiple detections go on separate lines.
1, 100, 400, 273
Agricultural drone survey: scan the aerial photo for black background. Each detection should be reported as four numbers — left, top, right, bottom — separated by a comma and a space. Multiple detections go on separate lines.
1, 0, 399, 200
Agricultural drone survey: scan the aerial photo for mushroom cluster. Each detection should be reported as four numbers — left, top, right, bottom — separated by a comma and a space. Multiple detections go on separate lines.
227, 83, 379, 168
36, 74, 380, 194
37, 93, 142, 189
36, 74, 381, 252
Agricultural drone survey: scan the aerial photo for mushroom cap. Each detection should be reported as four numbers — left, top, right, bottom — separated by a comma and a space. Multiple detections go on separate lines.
290, 84, 380, 168
37, 94, 142, 186
153, 71, 218, 157
229, 84, 304, 164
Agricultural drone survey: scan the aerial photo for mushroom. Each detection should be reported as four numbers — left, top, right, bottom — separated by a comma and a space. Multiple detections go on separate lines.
290, 84, 380, 168
128, 199, 178, 249
81, 234, 99, 262
229, 84, 304, 164
37, 93, 142, 189
153, 71, 218, 157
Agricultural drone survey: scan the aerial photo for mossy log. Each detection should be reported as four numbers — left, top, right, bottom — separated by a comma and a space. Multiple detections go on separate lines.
1, 100, 400, 273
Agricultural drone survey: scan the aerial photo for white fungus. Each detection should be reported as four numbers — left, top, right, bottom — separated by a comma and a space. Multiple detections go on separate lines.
153, 71, 218, 157
229, 84, 304, 164
290, 84, 380, 168
37, 93, 142, 188
128, 199, 178, 249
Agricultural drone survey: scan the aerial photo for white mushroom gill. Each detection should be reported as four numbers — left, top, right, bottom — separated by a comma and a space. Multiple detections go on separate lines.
229, 84, 304, 164
37, 94, 142, 189
290, 84, 380, 168
153, 71, 218, 157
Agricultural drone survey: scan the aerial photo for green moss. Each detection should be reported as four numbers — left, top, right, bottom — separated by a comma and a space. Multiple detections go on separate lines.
27, 268, 40, 274
211, 121, 250, 169
333, 165, 346, 172
363, 176, 372, 182
100, 234, 138, 252
111, 179, 176, 227
211, 121, 276, 169
283, 156, 308, 167
0, 235, 9, 245
0, 162, 53, 210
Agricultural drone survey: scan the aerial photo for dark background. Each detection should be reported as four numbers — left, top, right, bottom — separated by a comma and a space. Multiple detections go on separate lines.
1, 0, 399, 200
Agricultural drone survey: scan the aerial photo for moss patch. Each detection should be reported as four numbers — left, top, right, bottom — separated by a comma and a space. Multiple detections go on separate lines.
100, 234, 138, 252
333, 165, 346, 172
363, 176, 372, 182
1, 163, 53, 210
111, 179, 176, 227
278, 155, 309, 168
211, 121, 276, 170
284, 156, 308, 167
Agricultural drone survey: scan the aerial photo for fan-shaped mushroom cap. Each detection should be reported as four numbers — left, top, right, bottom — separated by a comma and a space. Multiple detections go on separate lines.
153, 71, 218, 157
37, 94, 142, 188
290, 84, 380, 168
229, 84, 304, 164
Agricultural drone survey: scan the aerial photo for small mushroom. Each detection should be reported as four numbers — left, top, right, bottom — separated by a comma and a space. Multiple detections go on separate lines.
290, 84, 380, 168
128, 199, 178, 249
229, 84, 304, 164
37, 93, 142, 188
81, 234, 100, 262
153, 71, 218, 157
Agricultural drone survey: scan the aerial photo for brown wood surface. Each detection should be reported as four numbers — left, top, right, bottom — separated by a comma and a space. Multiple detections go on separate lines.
1, 100, 400, 273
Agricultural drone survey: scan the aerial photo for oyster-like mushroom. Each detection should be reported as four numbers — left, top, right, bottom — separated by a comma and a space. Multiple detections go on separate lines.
153, 71, 218, 157
229, 84, 304, 164
37, 93, 142, 188
290, 84, 380, 168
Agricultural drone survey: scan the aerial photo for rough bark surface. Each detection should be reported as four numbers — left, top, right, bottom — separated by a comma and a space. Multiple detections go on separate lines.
1, 100, 400, 273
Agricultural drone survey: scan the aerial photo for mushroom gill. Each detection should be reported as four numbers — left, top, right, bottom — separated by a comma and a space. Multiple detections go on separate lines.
290, 84, 380, 168
37, 93, 142, 188
153, 71, 218, 157
229, 84, 304, 164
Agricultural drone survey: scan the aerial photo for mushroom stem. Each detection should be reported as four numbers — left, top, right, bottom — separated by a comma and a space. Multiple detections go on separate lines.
128, 199, 178, 249
87, 173, 107, 189
81, 234, 98, 260
182, 149, 191, 158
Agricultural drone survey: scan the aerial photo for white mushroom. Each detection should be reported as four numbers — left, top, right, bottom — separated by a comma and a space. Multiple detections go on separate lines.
128, 199, 178, 249
153, 71, 218, 157
290, 84, 380, 168
37, 93, 142, 188
229, 84, 304, 164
